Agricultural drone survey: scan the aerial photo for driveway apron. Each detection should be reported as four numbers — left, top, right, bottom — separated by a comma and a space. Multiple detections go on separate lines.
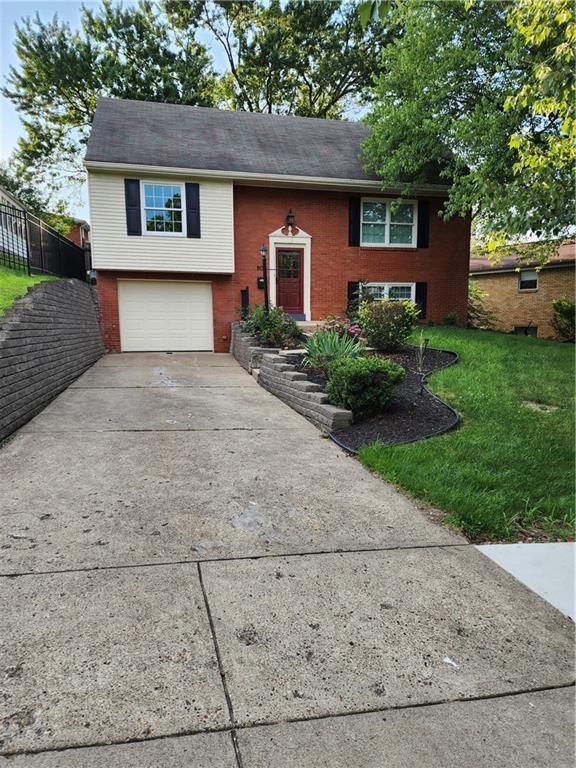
1, 353, 573, 765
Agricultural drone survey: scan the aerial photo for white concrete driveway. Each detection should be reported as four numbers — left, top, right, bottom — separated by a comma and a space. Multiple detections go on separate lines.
0, 353, 573, 766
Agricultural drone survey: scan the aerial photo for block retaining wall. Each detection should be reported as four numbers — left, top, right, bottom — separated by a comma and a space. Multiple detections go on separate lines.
230, 322, 279, 371
0, 279, 104, 442
258, 353, 353, 433
231, 322, 352, 432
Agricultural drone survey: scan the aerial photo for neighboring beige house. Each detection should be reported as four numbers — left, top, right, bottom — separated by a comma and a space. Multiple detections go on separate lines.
470, 241, 575, 338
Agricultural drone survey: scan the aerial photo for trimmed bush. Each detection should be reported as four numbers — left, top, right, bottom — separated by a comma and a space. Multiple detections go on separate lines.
303, 329, 365, 373
358, 300, 420, 351
243, 305, 302, 347
326, 356, 405, 419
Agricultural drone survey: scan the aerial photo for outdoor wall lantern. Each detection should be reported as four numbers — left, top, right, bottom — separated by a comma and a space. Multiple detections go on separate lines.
285, 209, 296, 229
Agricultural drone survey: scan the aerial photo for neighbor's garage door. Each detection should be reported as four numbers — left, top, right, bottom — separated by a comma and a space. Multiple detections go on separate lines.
118, 280, 213, 352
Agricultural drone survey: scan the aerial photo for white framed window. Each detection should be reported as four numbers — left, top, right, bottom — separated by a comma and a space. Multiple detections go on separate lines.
360, 198, 417, 248
518, 269, 538, 291
141, 181, 186, 236
362, 282, 416, 302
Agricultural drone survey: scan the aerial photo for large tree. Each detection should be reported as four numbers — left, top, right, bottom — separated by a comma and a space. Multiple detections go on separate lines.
165, 0, 387, 118
0, 161, 73, 233
2, 0, 215, 191
4, 0, 386, 198
362, 0, 575, 253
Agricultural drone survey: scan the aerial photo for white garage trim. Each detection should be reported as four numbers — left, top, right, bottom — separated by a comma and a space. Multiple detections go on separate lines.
118, 280, 214, 352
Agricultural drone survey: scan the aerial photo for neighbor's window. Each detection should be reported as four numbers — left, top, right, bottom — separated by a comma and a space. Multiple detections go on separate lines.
142, 183, 184, 235
361, 199, 417, 247
514, 326, 538, 337
363, 282, 416, 302
518, 269, 538, 291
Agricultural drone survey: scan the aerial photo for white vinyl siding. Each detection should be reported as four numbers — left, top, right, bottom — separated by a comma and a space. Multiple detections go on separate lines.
88, 172, 234, 272
360, 198, 417, 248
118, 280, 213, 351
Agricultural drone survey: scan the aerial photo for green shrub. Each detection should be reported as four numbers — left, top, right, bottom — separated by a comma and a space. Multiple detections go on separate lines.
442, 312, 458, 325
302, 329, 365, 373
468, 280, 497, 329
346, 286, 375, 322
243, 305, 302, 347
326, 356, 405, 419
358, 300, 420, 351
551, 295, 575, 342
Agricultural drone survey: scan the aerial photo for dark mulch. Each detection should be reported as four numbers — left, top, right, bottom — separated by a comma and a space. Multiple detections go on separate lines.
294, 345, 459, 451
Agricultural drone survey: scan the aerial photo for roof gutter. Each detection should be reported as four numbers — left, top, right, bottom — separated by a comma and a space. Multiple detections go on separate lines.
83, 160, 450, 195
470, 260, 575, 276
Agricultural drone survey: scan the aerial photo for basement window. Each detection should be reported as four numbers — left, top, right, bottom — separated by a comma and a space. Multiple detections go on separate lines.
362, 282, 416, 302
518, 269, 538, 291
514, 326, 538, 337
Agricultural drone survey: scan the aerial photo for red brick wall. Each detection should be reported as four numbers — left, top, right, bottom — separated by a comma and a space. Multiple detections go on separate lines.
96, 271, 236, 353
96, 186, 470, 353
66, 223, 85, 247
233, 187, 470, 323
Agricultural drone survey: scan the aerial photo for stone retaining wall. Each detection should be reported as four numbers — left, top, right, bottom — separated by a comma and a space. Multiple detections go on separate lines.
0, 279, 104, 442
259, 353, 352, 433
230, 321, 352, 433
230, 322, 279, 371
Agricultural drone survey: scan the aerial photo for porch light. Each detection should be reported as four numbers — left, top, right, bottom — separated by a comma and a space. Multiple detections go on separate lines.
260, 244, 267, 258
286, 210, 296, 228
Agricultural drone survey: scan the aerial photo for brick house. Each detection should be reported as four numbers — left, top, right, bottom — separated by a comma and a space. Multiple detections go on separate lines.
470, 242, 575, 338
85, 98, 471, 353
66, 219, 91, 250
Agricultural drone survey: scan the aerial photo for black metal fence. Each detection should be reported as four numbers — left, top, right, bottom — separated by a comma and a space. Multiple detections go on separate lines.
0, 203, 89, 281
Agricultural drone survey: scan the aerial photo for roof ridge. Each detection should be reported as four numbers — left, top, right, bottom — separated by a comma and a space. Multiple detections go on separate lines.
94, 96, 367, 130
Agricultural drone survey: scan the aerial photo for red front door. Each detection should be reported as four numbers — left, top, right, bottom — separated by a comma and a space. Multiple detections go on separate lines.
276, 248, 304, 316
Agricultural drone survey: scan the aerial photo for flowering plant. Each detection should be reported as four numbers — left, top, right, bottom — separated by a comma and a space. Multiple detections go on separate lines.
323, 315, 363, 338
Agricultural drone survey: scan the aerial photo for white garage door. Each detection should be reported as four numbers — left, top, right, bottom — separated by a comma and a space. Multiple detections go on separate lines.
118, 280, 213, 352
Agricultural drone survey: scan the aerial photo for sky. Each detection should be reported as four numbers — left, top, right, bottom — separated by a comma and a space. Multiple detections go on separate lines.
0, 0, 102, 218
0, 0, 226, 220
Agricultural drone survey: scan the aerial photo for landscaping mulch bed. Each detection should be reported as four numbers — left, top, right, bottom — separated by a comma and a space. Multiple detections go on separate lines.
294, 345, 459, 451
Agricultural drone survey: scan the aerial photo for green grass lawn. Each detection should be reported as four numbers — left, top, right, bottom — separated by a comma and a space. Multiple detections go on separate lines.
0, 264, 57, 316
360, 326, 575, 542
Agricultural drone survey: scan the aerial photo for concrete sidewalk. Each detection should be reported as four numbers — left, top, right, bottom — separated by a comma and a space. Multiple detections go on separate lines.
1, 353, 573, 765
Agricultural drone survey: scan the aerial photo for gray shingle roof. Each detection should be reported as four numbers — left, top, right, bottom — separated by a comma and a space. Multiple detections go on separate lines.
85, 98, 376, 180
86, 98, 447, 186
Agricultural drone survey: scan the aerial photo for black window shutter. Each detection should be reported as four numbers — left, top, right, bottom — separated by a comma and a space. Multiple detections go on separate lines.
347, 281, 362, 315
415, 282, 428, 318
124, 179, 141, 236
185, 183, 201, 238
347, 281, 361, 303
349, 197, 361, 246
417, 200, 430, 248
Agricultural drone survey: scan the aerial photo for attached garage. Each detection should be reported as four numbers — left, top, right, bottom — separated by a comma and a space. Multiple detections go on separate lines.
118, 280, 214, 352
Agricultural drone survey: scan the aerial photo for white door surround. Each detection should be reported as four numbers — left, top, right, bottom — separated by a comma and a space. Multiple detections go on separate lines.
268, 226, 311, 321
